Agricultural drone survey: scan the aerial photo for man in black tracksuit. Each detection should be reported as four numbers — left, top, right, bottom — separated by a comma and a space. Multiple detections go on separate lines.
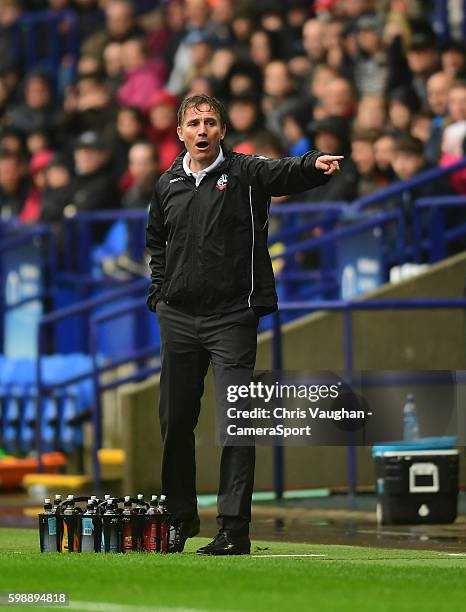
146, 94, 342, 555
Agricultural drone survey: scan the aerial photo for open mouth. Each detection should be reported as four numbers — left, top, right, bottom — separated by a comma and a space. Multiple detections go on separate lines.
195, 140, 209, 150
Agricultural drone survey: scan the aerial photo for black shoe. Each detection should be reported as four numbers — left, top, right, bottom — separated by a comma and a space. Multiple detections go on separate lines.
196, 530, 251, 556
168, 516, 200, 553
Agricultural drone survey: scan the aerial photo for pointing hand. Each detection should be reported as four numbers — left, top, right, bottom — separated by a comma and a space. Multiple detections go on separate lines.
315, 155, 344, 175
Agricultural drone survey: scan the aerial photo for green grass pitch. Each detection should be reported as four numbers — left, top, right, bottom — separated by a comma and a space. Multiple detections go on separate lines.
1, 528, 466, 611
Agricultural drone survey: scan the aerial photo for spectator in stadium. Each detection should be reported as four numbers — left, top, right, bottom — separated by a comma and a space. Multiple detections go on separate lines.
146, 0, 185, 68
225, 93, 264, 150
387, 85, 421, 135
122, 141, 159, 209
307, 63, 339, 102
0, 1, 22, 73
447, 81, 466, 123
40, 154, 74, 224
320, 77, 357, 119
5, 71, 59, 136
102, 41, 123, 95
19, 148, 54, 223
146, 93, 343, 556
374, 131, 396, 181
262, 60, 300, 137
0, 148, 28, 221
112, 105, 146, 187
354, 95, 386, 131
186, 75, 215, 98
59, 73, 117, 143
224, 60, 263, 100
168, 29, 214, 95
68, 130, 120, 215
349, 13, 389, 97
439, 121, 466, 195
209, 46, 237, 99
280, 98, 313, 157
405, 29, 440, 106
26, 127, 52, 157
440, 41, 466, 80
146, 89, 181, 173
249, 29, 279, 69
0, 127, 25, 156
206, 0, 235, 47
305, 115, 356, 202
351, 127, 389, 197
411, 112, 433, 145
166, 0, 212, 94
116, 37, 167, 111
73, 0, 106, 42
302, 18, 327, 68
424, 71, 453, 164
81, 0, 145, 60
391, 134, 428, 182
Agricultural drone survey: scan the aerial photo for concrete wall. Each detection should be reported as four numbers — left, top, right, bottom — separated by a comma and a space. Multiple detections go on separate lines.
118, 252, 466, 494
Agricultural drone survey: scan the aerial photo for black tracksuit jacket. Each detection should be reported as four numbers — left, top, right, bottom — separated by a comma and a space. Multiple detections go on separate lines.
146, 147, 329, 316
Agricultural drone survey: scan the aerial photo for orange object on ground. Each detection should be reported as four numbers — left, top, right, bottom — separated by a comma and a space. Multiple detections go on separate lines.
0, 452, 67, 490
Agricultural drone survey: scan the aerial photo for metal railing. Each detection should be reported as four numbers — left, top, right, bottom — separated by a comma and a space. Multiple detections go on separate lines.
271, 297, 466, 501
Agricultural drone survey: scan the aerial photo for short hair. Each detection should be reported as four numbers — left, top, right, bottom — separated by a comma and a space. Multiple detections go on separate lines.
351, 127, 380, 144
130, 139, 159, 163
177, 94, 228, 129
394, 135, 424, 156
450, 79, 466, 92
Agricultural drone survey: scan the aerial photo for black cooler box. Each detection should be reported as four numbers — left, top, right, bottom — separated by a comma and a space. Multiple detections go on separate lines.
372, 436, 459, 525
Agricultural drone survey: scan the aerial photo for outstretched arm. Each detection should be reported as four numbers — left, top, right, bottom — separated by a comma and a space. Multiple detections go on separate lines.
242, 151, 344, 197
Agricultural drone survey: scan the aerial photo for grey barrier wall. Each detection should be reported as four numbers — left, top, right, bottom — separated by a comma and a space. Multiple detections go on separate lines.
118, 252, 466, 495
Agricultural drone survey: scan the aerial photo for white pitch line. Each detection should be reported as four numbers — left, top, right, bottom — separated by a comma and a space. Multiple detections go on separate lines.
446, 553, 466, 556
252, 553, 326, 557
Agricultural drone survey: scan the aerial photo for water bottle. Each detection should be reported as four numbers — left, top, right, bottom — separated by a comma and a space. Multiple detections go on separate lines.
61, 495, 80, 553
143, 495, 158, 552
403, 393, 419, 441
132, 494, 147, 552
81, 499, 99, 553
52, 495, 62, 513
121, 496, 134, 553
39, 499, 58, 552
101, 499, 120, 553
157, 495, 169, 554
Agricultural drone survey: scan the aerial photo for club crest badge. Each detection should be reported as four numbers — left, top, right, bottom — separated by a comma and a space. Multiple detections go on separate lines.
216, 174, 228, 190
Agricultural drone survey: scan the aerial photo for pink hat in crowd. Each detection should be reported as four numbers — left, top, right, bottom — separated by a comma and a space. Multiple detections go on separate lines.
29, 148, 54, 174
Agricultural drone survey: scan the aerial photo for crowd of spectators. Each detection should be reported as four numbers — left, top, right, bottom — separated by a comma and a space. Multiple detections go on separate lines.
0, 0, 465, 236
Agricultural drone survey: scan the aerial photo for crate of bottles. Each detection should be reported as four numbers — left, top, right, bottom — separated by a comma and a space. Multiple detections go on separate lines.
39, 493, 170, 553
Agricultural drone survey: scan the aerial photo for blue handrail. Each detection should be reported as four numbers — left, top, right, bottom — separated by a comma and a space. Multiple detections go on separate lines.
413, 196, 466, 262
35, 278, 149, 470
271, 297, 466, 501
353, 157, 466, 211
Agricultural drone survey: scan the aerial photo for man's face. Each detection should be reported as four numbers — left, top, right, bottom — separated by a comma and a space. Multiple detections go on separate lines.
177, 103, 226, 169
407, 48, 438, 77
74, 147, 108, 175
106, 3, 133, 38
129, 144, 158, 183
427, 72, 451, 116
392, 152, 423, 181
448, 86, 466, 122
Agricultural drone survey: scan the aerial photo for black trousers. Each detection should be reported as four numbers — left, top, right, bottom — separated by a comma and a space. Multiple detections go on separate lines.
156, 301, 258, 535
